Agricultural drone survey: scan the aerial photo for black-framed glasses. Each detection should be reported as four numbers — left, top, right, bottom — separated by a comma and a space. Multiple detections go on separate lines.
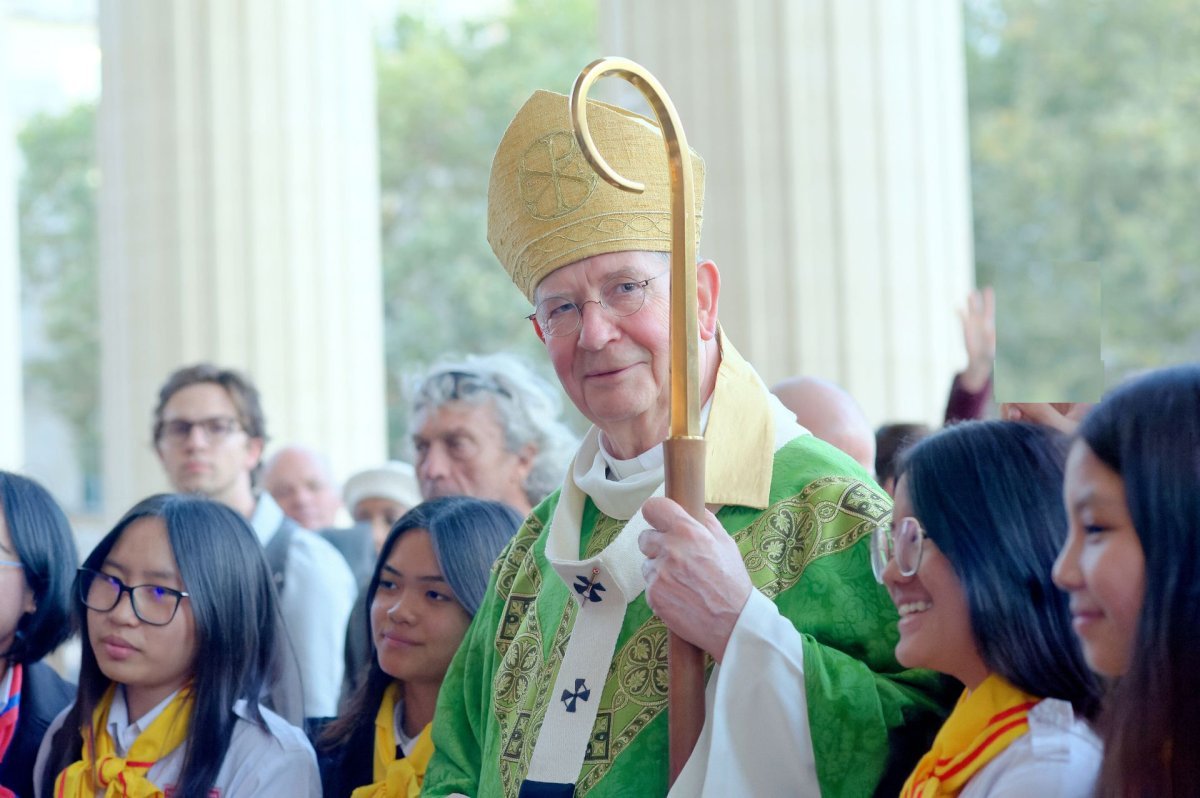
158, 416, 241, 446
869, 517, 926, 583
527, 273, 665, 338
77, 567, 190, 626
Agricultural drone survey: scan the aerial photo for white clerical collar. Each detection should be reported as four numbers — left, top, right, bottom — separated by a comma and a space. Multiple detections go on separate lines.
598, 438, 663, 481
597, 399, 713, 482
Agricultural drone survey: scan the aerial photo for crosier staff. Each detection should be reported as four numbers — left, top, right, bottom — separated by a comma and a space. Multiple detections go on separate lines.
569, 56, 705, 786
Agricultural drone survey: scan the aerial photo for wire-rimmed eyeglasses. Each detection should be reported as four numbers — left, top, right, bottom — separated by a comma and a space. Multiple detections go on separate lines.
527, 273, 665, 338
77, 567, 190, 626
869, 517, 926, 584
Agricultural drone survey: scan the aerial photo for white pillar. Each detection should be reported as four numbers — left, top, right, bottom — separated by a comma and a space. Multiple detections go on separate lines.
600, 0, 974, 425
0, 17, 24, 470
99, 0, 386, 518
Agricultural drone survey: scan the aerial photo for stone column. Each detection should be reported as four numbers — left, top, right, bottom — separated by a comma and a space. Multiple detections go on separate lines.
599, 0, 974, 425
99, 0, 386, 517
0, 18, 23, 470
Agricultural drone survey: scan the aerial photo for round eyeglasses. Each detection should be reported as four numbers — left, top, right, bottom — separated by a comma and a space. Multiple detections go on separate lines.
528, 273, 664, 338
77, 567, 190, 626
869, 517, 926, 583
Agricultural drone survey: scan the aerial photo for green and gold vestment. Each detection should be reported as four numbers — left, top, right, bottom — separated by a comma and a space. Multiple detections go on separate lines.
425, 341, 952, 797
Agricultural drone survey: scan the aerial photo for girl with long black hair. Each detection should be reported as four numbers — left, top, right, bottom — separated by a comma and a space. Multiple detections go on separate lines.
1054, 364, 1200, 795
874, 421, 1102, 796
35, 494, 319, 797
319, 496, 521, 798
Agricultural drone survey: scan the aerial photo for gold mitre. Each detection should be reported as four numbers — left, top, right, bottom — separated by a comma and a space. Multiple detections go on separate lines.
487, 89, 706, 302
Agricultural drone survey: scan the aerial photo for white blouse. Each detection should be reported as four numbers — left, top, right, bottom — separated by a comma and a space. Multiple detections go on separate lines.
33, 686, 321, 798
960, 696, 1102, 798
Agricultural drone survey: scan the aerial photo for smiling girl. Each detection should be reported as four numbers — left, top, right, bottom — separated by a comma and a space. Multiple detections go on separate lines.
318, 497, 521, 798
873, 421, 1101, 796
34, 494, 319, 797
1053, 364, 1200, 795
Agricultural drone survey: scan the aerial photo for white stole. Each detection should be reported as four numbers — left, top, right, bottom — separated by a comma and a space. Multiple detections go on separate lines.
524, 394, 805, 787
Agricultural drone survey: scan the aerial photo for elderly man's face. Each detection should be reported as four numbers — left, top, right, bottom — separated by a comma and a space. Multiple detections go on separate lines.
263, 448, 342, 531
536, 251, 672, 454
413, 399, 534, 513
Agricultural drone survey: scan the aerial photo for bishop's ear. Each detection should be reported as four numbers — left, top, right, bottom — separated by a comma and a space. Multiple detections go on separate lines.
695, 259, 721, 341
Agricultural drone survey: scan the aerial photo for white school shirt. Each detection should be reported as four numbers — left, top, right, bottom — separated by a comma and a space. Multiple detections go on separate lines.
251, 493, 357, 719
33, 686, 321, 798
959, 697, 1101, 798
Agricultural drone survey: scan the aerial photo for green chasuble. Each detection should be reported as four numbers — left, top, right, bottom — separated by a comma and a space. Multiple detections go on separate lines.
425, 433, 954, 797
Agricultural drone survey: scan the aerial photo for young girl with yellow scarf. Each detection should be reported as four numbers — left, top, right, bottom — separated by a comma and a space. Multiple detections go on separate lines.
872, 422, 1102, 797
33, 494, 320, 797
318, 497, 521, 798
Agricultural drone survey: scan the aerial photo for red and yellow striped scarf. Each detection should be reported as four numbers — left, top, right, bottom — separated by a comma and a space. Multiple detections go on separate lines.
901, 674, 1040, 798
0, 663, 22, 798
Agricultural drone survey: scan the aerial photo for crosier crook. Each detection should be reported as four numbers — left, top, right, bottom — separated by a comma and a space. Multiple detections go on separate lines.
569, 57, 706, 787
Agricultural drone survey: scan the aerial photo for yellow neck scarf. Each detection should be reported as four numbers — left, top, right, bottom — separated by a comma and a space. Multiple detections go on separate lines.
350, 682, 435, 798
55, 683, 194, 798
901, 674, 1040, 798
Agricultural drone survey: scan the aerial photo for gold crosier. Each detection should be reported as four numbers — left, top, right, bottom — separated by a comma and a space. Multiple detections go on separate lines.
569, 57, 706, 786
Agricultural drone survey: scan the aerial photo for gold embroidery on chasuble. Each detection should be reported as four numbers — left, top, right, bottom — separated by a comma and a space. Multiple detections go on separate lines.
493, 516, 542, 599
574, 617, 673, 795
496, 599, 576, 797
492, 510, 666, 796
583, 515, 626, 559
489, 483, 888, 796
736, 476, 891, 599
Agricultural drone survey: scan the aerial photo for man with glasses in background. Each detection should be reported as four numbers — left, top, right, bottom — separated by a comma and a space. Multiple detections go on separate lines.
152, 363, 356, 725
408, 353, 577, 516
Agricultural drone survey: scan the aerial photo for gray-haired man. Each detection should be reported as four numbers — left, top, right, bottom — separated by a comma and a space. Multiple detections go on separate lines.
409, 353, 576, 516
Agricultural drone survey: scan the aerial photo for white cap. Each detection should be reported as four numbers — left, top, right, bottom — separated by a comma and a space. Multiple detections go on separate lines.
343, 461, 421, 512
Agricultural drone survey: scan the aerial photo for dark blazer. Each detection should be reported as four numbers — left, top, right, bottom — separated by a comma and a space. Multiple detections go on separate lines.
319, 524, 377, 586
0, 661, 74, 797
317, 719, 374, 798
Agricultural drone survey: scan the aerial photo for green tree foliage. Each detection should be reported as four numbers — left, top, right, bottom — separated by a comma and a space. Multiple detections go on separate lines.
15, 1, 595, 489
965, 0, 1200, 399
17, 103, 101, 499
377, 0, 597, 451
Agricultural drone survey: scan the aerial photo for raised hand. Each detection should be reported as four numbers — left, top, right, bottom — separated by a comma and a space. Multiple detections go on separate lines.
958, 286, 996, 392
1000, 402, 1093, 434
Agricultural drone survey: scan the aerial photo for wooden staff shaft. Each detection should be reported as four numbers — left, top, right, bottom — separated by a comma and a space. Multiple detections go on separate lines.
664, 435, 707, 783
